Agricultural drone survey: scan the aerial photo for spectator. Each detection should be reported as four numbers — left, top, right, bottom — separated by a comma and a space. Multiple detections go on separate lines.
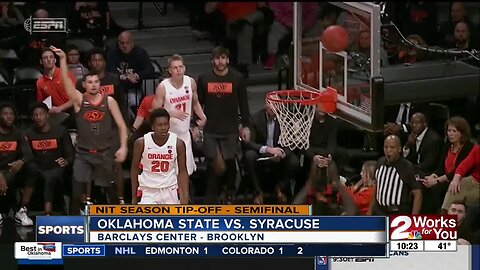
368, 135, 422, 215
21, 9, 66, 67
24, 2, 69, 19
264, 2, 318, 70
106, 31, 155, 121
36, 48, 77, 115
335, 160, 377, 215
448, 200, 477, 245
197, 46, 251, 204
453, 21, 474, 50
24, 102, 74, 215
423, 117, 474, 212
403, 112, 442, 175
383, 102, 429, 144
398, 34, 428, 64
205, 2, 265, 78
0, 2, 25, 51
66, 44, 89, 82
243, 100, 300, 204
438, 2, 476, 48
69, 2, 110, 46
305, 105, 338, 167
0, 102, 34, 226
293, 159, 340, 215
447, 144, 480, 208
402, 112, 442, 214
350, 30, 371, 56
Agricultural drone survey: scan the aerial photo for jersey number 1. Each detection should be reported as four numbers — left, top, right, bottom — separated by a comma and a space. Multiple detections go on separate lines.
151, 160, 169, 172
175, 102, 187, 112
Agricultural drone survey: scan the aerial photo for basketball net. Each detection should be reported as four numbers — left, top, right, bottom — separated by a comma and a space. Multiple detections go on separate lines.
266, 90, 320, 151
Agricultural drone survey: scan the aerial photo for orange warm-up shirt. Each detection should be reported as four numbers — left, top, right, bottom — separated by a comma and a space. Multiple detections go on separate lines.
136, 95, 155, 120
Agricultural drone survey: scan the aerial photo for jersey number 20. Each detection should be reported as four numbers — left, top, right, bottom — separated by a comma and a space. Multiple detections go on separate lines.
151, 160, 169, 172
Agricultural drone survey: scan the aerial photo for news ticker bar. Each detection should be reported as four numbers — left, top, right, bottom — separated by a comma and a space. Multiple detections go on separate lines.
61, 243, 388, 257
87, 205, 311, 215
390, 240, 457, 252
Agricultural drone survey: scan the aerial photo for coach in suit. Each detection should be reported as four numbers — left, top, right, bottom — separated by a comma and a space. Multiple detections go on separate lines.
243, 102, 300, 204
403, 112, 442, 175
403, 112, 443, 214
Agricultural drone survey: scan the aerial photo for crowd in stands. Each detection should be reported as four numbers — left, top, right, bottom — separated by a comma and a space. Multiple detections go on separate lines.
0, 2, 479, 244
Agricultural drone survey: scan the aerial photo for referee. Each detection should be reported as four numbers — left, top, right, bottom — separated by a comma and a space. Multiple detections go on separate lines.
368, 135, 423, 215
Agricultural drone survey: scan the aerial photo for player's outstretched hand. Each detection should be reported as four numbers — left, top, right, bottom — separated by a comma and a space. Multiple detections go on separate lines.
50, 46, 66, 59
115, 147, 128, 163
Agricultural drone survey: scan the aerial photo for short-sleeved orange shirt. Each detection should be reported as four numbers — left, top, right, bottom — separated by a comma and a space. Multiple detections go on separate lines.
36, 67, 77, 107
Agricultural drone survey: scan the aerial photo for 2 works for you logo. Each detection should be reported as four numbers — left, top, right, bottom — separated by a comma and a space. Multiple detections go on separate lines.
390, 215, 457, 241
24, 17, 67, 34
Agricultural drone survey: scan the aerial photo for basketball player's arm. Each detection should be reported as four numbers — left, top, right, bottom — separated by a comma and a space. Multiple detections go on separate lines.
50, 46, 82, 108
108, 96, 128, 162
130, 138, 144, 204
191, 78, 207, 127
152, 82, 165, 110
176, 138, 190, 204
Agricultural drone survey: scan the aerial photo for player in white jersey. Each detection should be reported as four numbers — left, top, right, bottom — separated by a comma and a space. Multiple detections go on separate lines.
130, 108, 189, 204
152, 54, 207, 176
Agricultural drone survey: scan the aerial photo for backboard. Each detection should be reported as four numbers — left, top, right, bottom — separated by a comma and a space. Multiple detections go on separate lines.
293, 2, 383, 131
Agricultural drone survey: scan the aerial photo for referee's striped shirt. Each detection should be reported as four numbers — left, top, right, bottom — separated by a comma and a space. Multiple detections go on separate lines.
375, 157, 422, 207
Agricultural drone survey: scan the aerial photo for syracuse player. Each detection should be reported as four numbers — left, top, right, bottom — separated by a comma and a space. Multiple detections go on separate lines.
130, 108, 189, 204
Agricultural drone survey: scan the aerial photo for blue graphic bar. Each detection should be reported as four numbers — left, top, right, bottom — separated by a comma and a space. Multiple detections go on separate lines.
17, 259, 64, 265
61, 243, 386, 257
473, 245, 479, 270
88, 216, 386, 231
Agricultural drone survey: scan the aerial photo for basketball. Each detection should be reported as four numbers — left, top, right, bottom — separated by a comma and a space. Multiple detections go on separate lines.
321, 25, 349, 52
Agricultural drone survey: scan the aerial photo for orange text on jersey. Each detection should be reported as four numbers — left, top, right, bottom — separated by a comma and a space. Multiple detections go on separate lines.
169, 95, 190, 104
148, 153, 173, 160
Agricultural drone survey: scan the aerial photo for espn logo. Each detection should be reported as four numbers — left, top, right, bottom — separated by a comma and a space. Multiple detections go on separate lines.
390, 215, 457, 241
24, 17, 67, 34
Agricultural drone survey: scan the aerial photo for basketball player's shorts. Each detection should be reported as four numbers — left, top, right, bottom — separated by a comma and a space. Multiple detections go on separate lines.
203, 133, 238, 160
138, 184, 180, 204
73, 147, 115, 187
177, 131, 196, 175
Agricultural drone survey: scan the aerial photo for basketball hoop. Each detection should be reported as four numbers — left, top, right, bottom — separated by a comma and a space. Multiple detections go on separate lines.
266, 89, 336, 150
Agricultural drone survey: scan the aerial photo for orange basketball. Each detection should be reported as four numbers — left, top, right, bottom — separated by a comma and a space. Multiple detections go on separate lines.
321, 25, 349, 52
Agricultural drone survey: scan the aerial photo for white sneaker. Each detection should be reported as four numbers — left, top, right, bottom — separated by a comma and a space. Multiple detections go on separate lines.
15, 207, 34, 226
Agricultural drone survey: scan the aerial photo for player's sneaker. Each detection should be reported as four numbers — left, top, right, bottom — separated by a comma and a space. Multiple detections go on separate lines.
15, 207, 34, 226
80, 200, 93, 215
